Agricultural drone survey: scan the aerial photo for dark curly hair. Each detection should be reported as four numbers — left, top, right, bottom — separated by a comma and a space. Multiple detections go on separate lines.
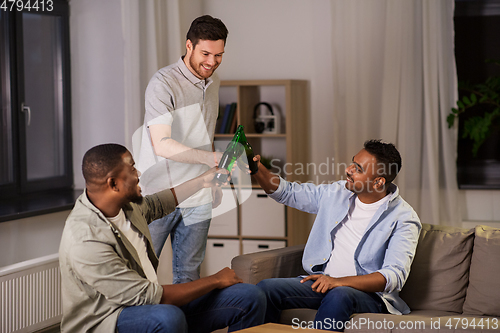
186, 15, 228, 48
364, 139, 402, 184
82, 143, 128, 185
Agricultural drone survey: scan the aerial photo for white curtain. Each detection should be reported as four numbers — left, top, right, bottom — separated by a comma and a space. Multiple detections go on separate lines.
331, 0, 460, 226
120, 0, 186, 147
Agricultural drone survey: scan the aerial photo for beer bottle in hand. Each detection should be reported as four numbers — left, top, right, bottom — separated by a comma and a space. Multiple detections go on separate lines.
215, 126, 245, 183
238, 129, 259, 175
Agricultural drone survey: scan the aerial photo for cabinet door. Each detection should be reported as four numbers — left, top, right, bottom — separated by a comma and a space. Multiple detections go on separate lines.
240, 189, 285, 237
209, 189, 238, 236
242, 240, 286, 255
200, 239, 240, 277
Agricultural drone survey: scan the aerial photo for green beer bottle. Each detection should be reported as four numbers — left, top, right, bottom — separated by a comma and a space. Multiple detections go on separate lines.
215, 126, 245, 183
216, 125, 259, 183
237, 128, 259, 175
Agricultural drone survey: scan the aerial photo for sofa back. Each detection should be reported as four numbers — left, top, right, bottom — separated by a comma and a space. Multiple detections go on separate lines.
400, 223, 474, 313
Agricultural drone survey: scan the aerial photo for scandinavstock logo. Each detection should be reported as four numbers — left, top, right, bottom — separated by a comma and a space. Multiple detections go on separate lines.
131, 107, 253, 225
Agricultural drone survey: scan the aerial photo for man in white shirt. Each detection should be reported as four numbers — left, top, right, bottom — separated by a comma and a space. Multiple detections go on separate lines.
252, 140, 421, 331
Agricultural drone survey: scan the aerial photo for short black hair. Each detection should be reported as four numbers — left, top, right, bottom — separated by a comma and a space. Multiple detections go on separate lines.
82, 143, 128, 184
363, 139, 402, 184
186, 15, 228, 48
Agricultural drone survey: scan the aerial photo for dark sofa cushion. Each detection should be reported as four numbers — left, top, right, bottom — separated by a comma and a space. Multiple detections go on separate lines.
400, 223, 474, 313
463, 225, 500, 317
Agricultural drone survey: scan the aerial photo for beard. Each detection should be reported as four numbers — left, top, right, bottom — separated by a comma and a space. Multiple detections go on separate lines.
126, 186, 143, 205
129, 195, 143, 205
189, 55, 217, 79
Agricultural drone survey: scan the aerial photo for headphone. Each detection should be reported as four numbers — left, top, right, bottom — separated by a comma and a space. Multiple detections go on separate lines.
253, 102, 275, 133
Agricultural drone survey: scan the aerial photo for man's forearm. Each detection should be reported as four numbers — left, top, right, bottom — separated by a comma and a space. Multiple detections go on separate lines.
303, 272, 387, 294
155, 138, 214, 165
335, 272, 386, 292
149, 123, 216, 166
160, 267, 241, 307
252, 162, 281, 194
171, 176, 204, 205
160, 275, 219, 307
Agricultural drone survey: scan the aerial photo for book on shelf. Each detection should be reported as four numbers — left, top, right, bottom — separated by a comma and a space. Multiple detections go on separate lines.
218, 102, 237, 133
218, 103, 232, 134
225, 102, 237, 133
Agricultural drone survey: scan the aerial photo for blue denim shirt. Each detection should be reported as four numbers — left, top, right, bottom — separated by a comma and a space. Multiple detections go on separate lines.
269, 179, 421, 315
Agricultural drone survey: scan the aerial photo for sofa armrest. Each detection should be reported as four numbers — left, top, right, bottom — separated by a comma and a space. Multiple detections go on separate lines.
231, 244, 306, 284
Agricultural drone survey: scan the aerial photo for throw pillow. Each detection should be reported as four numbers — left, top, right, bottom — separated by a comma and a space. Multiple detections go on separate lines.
400, 223, 474, 313
463, 225, 500, 316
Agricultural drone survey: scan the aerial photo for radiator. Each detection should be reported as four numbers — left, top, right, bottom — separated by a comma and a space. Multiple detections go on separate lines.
0, 254, 61, 333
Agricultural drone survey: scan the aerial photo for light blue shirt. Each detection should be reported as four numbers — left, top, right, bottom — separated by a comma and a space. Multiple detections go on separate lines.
269, 178, 421, 315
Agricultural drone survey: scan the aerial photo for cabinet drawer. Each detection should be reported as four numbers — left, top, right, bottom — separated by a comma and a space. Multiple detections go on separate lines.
240, 189, 285, 237
242, 240, 286, 255
200, 239, 240, 277
209, 189, 238, 236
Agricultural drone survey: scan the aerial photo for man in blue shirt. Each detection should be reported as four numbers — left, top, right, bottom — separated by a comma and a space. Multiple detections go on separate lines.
252, 140, 421, 331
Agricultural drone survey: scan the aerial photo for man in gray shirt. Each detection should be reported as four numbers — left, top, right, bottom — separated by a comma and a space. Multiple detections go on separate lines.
136, 15, 227, 283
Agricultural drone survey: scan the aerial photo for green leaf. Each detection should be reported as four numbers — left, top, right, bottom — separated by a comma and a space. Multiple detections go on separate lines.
480, 95, 489, 103
447, 114, 456, 128
470, 93, 477, 104
463, 96, 472, 105
451, 108, 459, 114
457, 100, 465, 109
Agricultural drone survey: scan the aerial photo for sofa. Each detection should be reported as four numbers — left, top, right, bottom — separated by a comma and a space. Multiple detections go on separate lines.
231, 223, 500, 332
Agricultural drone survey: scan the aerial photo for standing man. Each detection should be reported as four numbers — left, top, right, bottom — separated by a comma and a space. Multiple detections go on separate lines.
59, 144, 265, 333
252, 140, 421, 331
136, 15, 228, 283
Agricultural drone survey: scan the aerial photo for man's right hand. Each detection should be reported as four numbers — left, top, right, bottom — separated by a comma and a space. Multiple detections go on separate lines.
251, 155, 280, 194
212, 267, 243, 289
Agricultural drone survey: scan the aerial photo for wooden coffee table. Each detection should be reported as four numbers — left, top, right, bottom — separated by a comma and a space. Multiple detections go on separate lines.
236, 323, 325, 332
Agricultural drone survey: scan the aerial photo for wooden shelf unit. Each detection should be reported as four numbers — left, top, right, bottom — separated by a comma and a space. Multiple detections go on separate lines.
201, 79, 310, 277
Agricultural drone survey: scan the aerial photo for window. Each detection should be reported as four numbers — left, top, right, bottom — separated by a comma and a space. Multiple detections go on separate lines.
454, 0, 500, 189
0, 0, 72, 200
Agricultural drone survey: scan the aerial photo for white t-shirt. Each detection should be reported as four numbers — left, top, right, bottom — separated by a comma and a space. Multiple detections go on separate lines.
108, 210, 158, 284
324, 195, 391, 278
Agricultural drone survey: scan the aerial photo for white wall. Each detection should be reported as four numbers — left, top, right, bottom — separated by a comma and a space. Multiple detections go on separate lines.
461, 190, 500, 228
0, 211, 70, 267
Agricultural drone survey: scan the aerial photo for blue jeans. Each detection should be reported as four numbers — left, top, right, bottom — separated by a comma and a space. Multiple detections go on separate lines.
257, 277, 388, 332
148, 203, 211, 284
116, 283, 266, 333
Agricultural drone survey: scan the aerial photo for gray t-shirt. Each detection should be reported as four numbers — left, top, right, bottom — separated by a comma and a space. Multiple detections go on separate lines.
137, 57, 219, 207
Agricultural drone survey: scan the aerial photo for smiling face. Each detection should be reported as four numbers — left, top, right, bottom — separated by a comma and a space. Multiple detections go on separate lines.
116, 151, 143, 204
345, 149, 386, 197
184, 39, 225, 79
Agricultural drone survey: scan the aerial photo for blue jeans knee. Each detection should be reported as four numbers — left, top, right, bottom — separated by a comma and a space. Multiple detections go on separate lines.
117, 304, 187, 333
